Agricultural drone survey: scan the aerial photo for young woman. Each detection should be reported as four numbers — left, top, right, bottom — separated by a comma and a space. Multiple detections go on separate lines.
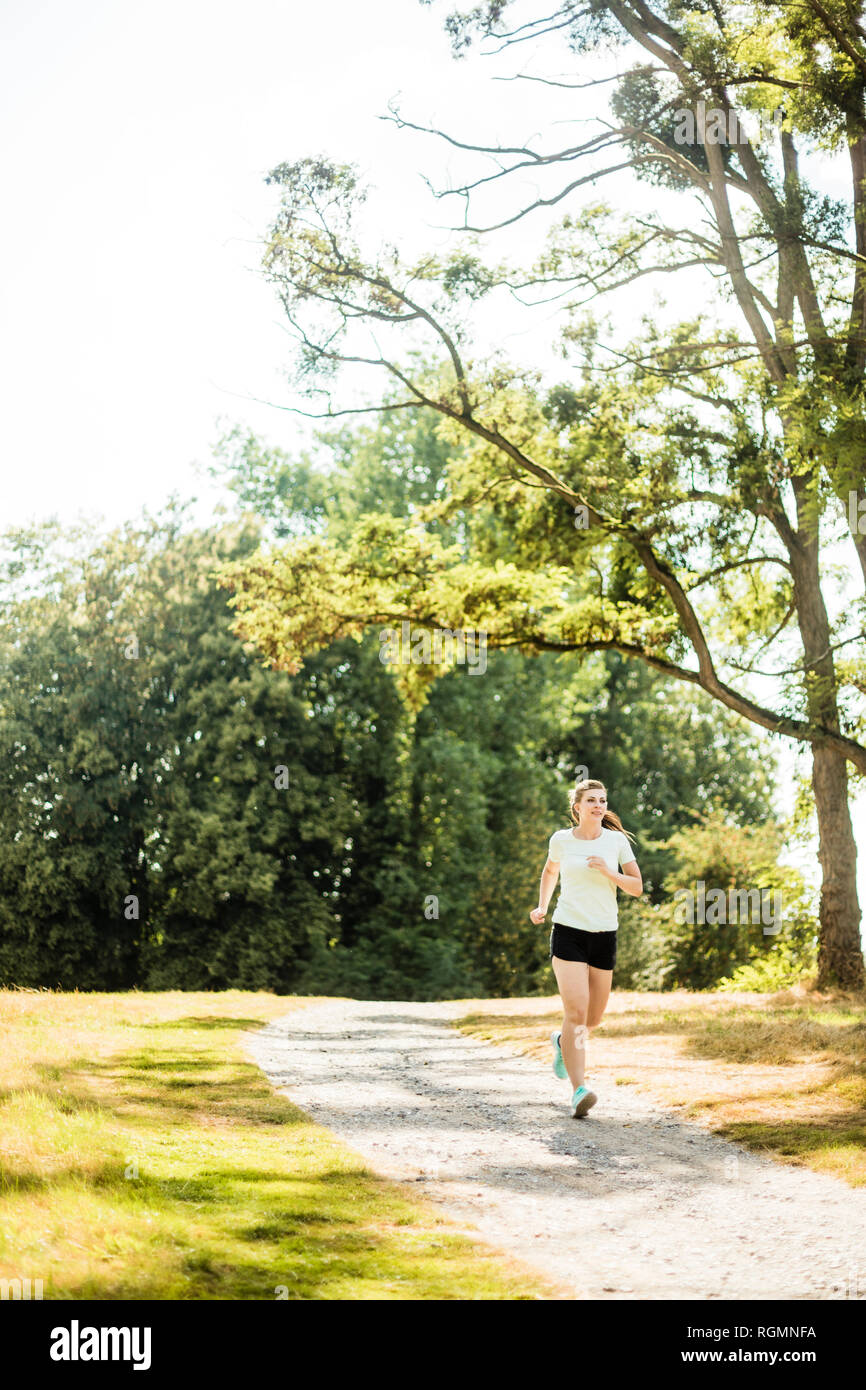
530, 779, 642, 1117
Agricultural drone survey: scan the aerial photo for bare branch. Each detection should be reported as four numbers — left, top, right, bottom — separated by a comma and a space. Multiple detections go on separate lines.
493, 67, 663, 91
482, 12, 587, 55
686, 555, 794, 588
527, 635, 866, 771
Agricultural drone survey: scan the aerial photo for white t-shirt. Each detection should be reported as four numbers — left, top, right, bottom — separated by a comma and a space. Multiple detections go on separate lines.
547, 825, 636, 932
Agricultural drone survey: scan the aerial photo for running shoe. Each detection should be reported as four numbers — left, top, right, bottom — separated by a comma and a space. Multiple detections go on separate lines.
571, 1085, 598, 1118
550, 1029, 568, 1079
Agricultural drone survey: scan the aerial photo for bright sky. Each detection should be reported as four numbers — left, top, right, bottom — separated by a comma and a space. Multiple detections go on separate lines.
1, 0, 577, 528
1, 0, 863, 928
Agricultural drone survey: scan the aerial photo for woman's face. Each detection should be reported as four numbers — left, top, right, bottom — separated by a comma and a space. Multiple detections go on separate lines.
574, 787, 607, 823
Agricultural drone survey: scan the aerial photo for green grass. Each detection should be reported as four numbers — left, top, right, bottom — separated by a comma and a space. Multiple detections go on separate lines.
0, 990, 561, 1300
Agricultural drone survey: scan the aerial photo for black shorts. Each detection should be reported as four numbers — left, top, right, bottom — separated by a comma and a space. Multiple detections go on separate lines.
549, 921, 617, 971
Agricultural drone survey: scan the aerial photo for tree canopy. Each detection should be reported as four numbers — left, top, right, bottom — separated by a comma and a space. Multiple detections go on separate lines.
0, 418, 794, 997
216, 0, 866, 987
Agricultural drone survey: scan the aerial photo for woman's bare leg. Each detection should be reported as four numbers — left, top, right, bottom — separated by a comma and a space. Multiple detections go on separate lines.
552, 957, 589, 1089
587, 965, 613, 1032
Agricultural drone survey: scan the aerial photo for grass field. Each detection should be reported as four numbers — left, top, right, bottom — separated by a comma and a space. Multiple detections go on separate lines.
451, 985, 866, 1186
4, 985, 864, 1302
0, 989, 564, 1300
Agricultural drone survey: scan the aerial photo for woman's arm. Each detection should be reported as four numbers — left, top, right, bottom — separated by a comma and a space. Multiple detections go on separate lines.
530, 858, 560, 922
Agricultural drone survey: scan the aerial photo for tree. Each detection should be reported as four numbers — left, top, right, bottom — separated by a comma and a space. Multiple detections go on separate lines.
641, 810, 817, 991
0, 514, 359, 991
0, 451, 788, 997
209, 532, 794, 995
136, 519, 348, 992
0, 522, 162, 988
215, 409, 795, 995
218, 0, 866, 988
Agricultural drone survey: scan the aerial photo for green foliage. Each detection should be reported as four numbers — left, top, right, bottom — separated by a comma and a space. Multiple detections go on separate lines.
0, 513, 347, 992
210, 413, 786, 996
610, 66, 714, 188
0, 404, 795, 998
232, 4, 866, 993
0, 522, 164, 989
596, 895, 670, 990
0, 502, 780, 999
716, 934, 818, 992
618, 810, 820, 991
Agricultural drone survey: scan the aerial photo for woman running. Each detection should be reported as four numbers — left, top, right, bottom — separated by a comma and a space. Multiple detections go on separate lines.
529, 779, 642, 1117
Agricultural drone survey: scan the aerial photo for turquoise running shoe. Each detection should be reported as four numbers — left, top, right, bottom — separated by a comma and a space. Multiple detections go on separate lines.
550, 1029, 568, 1080
571, 1085, 598, 1118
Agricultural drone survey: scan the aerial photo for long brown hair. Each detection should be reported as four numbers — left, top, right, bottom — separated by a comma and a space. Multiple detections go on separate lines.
569, 779, 636, 843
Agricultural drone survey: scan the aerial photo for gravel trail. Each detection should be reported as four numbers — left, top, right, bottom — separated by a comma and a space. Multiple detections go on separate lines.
245, 997, 866, 1301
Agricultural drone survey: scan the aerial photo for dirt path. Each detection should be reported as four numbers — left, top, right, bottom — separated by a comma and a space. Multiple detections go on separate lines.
245, 997, 866, 1301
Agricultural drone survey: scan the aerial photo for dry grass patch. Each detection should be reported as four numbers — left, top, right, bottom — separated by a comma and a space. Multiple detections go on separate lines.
450, 986, 866, 1186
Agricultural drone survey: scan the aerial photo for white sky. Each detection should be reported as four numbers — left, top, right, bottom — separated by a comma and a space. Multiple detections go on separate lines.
1, 0, 863, 931
0, 0, 579, 527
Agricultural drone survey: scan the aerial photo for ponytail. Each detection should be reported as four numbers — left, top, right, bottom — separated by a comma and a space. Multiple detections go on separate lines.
600, 808, 636, 844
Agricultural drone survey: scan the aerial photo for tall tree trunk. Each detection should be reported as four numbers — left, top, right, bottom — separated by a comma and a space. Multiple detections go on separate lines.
811, 745, 863, 988
788, 473, 865, 989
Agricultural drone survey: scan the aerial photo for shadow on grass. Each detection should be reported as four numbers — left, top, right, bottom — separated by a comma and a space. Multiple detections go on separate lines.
718, 1117, 866, 1170
138, 1017, 267, 1031
0, 1021, 556, 1300
62, 1218, 447, 1301
26, 1053, 311, 1128
0, 1153, 373, 1199
241, 1212, 343, 1240
0, 1157, 133, 1194
1, 1142, 515, 1301
122, 1056, 221, 1070
18, 1174, 420, 1302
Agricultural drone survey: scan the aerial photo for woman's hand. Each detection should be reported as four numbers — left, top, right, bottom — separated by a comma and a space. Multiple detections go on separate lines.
529, 906, 547, 925
587, 856, 612, 876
